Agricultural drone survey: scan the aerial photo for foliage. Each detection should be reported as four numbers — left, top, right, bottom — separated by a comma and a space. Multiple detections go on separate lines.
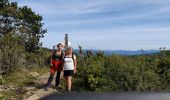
0, 33, 25, 74
0, 0, 46, 52
0, 0, 48, 75
75, 50, 170, 92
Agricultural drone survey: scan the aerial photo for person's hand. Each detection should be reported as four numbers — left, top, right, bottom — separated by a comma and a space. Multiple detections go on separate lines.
74, 70, 77, 78
50, 63, 53, 67
74, 69, 76, 74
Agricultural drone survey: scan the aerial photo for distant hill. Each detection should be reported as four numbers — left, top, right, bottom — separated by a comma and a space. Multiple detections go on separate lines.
74, 49, 160, 56
104, 50, 160, 56
44, 47, 160, 56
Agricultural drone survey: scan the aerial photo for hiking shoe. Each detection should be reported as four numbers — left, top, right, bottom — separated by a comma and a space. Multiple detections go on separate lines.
44, 87, 49, 91
44, 85, 50, 91
57, 86, 62, 90
66, 90, 71, 93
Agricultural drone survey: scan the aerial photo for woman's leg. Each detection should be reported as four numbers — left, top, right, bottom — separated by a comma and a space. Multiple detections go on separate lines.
67, 76, 72, 91
55, 71, 61, 87
55, 61, 63, 87
65, 76, 72, 91
45, 73, 55, 91
64, 70, 73, 91
46, 66, 56, 87
46, 73, 54, 86
64, 77, 67, 89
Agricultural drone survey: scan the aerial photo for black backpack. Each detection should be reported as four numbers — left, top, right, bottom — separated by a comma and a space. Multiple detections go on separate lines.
64, 53, 75, 62
52, 50, 65, 60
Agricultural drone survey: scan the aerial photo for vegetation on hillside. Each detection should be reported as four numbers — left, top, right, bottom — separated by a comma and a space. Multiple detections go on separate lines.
0, 0, 169, 99
75, 49, 170, 92
0, 0, 48, 75
0, 1, 50, 98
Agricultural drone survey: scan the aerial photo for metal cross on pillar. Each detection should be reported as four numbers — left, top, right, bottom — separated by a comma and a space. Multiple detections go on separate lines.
65, 34, 68, 49
53, 34, 71, 51
64, 34, 71, 49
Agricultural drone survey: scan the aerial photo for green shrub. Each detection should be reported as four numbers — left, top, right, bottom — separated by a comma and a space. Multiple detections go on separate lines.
75, 51, 169, 92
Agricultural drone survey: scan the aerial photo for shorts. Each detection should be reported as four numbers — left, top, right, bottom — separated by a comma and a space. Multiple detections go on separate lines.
64, 70, 74, 77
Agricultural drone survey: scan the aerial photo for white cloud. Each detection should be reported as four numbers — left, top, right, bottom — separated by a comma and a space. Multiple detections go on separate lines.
14, 0, 169, 15
10, 0, 170, 50
41, 27, 170, 50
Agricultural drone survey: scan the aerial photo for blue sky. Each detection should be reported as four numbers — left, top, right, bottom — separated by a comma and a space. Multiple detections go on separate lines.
10, 0, 170, 50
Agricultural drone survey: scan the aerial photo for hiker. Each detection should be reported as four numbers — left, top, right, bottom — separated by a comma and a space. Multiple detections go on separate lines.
63, 47, 77, 92
45, 43, 64, 90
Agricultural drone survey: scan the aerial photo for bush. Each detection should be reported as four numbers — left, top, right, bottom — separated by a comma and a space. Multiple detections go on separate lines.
75, 51, 169, 92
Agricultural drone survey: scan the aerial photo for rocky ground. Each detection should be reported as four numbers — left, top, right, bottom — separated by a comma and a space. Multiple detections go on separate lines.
0, 72, 65, 100
23, 72, 66, 100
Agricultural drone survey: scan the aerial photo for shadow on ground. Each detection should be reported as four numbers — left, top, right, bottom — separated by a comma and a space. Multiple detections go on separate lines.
41, 92, 170, 100
25, 82, 45, 89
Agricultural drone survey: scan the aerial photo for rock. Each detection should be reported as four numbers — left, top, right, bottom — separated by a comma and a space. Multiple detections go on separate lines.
25, 86, 35, 91
16, 87, 27, 94
0, 88, 3, 92
29, 72, 40, 77
10, 85, 15, 90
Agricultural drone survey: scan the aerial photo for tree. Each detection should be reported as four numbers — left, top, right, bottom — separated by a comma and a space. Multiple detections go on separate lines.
0, 0, 47, 74
0, 0, 46, 52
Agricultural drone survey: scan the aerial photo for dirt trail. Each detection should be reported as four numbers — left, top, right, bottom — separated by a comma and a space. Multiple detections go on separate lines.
23, 72, 62, 100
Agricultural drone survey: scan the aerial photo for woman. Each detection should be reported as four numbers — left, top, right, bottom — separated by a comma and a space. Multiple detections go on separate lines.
63, 47, 77, 92
45, 43, 64, 91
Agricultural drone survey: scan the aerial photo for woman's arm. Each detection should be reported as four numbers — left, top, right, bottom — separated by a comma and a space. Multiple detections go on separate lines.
50, 52, 53, 66
62, 62, 64, 71
73, 55, 77, 74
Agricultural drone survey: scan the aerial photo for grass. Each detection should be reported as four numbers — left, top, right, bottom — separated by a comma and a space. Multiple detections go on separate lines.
28, 66, 49, 75
0, 90, 17, 100
2, 68, 36, 87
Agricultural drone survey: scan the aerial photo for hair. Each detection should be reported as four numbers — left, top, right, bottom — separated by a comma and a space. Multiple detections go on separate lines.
57, 43, 63, 47
66, 47, 73, 52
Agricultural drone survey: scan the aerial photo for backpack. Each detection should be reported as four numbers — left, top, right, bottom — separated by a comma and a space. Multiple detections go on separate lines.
64, 53, 75, 62
52, 50, 65, 60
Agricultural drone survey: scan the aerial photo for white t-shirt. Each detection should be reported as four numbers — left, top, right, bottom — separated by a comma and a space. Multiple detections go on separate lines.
63, 55, 76, 70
